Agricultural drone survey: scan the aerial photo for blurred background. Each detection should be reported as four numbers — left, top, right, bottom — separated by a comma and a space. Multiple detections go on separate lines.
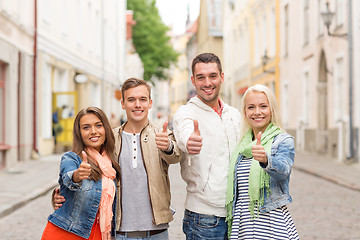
0, 0, 359, 172
1, 1, 360, 239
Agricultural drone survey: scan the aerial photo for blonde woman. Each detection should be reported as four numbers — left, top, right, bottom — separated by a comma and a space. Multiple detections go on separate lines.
226, 85, 299, 239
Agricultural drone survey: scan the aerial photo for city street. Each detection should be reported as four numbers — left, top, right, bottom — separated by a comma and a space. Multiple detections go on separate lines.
0, 162, 359, 240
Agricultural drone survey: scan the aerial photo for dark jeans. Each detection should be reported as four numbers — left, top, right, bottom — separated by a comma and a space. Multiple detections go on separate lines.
183, 209, 228, 240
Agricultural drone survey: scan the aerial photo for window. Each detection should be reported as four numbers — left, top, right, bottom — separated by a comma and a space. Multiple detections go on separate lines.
255, 19, 260, 65
281, 81, 289, 128
284, 4, 289, 56
41, 63, 52, 139
61, 0, 68, 36
270, 8, 276, 56
262, 14, 267, 56
334, 57, 344, 121
335, 0, 344, 27
76, 0, 83, 45
318, 0, 325, 36
90, 82, 101, 107
0, 62, 6, 144
303, 0, 309, 45
302, 71, 310, 124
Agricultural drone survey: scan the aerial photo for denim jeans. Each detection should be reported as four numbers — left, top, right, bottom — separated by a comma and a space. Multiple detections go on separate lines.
115, 229, 168, 240
183, 209, 228, 240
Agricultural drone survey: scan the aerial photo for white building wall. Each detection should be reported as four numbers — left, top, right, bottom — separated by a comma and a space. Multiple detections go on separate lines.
37, 0, 126, 155
352, 0, 360, 161
280, 0, 350, 159
0, 0, 35, 168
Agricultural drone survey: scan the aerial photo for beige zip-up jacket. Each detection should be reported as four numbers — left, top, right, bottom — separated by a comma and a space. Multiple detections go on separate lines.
113, 121, 182, 231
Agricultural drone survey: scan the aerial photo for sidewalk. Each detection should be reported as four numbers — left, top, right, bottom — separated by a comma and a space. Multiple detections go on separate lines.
0, 151, 359, 220
294, 152, 360, 192
0, 154, 61, 218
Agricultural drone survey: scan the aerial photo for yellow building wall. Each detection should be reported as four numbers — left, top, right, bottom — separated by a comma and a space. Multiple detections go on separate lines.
249, 0, 280, 100
197, 0, 223, 60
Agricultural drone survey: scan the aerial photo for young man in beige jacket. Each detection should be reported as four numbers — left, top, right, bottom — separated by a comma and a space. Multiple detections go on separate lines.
54, 78, 182, 240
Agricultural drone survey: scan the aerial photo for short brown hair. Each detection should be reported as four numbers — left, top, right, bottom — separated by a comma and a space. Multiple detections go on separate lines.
191, 53, 222, 76
121, 77, 151, 101
72, 106, 120, 181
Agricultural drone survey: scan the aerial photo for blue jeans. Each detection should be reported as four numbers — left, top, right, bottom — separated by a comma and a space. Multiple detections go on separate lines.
183, 209, 228, 240
115, 229, 168, 240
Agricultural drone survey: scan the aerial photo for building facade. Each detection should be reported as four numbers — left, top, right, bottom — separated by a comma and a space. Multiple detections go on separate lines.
222, 0, 280, 110
280, 0, 352, 160
36, 0, 126, 155
0, 0, 35, 168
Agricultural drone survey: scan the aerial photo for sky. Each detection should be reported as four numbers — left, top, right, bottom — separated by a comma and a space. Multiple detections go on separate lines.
155, 0, 200, 35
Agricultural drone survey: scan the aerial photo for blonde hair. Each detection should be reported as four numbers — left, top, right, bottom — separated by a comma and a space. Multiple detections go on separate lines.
239, 84, 283, 138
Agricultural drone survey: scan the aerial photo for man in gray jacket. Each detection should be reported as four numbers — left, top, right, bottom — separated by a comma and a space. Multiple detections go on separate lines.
173, 53, 241, 239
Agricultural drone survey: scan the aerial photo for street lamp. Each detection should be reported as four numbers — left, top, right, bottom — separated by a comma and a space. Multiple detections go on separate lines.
321, 1, 354, 161
261, 50, 275, 74
321, 2, 347, 38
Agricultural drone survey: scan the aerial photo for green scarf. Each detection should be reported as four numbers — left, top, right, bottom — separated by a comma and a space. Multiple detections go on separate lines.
225, 123, 282, 235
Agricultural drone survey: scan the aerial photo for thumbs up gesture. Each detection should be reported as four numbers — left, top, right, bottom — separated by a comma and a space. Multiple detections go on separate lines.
155, 121, 171, 151
252, 131, 268, 164
73, 151, 92, 183
186, 120, 203, 155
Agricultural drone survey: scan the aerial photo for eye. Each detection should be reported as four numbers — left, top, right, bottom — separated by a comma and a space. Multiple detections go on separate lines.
96, 124, 103, 128
247, 106, 254, 109
82, 126, 90, 130
197, 76, 204, 80
210, 74, 217, 79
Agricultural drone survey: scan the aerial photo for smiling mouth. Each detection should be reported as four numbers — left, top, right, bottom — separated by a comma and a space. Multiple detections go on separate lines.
203, 88, 214, 93
133, 110, 144, 114
89, 137, 100, 141
252, 118, 264, 121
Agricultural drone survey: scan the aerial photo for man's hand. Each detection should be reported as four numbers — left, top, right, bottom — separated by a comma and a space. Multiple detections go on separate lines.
252, 131, 268, 164
186, 120, 202, 155
72, 151, 92, 183
155, 121, 171, 151
52, 188, 65, 210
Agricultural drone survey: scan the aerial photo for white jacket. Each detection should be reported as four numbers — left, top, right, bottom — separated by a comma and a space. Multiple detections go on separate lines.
173, 96, 241, 217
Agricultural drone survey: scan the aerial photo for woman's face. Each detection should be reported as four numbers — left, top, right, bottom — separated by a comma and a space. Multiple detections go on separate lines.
79, 113, 106, 152
245, 91, 271, 134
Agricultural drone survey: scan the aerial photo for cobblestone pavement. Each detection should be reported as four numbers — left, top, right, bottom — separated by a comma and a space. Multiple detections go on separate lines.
0, 162, 359, 239
289, 169, 360, 240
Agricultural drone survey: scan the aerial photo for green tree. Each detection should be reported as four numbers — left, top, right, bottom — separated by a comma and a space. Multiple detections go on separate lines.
127, 0, 179, 83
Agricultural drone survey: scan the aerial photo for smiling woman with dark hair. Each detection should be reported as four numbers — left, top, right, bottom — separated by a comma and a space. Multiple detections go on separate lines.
42, 106, 120, 240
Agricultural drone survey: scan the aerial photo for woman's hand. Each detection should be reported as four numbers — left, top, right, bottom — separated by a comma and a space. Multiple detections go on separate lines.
252, 131, 268, 164
72, 151, 91, 183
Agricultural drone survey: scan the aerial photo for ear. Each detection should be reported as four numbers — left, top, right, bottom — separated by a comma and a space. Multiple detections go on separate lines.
220, 72, 224, 84
191, 75, 196, 87
121, 99, 125, 109
149, 99, 153, 109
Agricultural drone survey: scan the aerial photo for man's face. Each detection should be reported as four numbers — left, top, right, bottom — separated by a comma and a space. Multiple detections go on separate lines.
121, 85, 152, 124
191, 62, 224, 108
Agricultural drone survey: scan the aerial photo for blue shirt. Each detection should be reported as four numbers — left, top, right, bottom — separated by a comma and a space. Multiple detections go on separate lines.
47, 151, 116, 238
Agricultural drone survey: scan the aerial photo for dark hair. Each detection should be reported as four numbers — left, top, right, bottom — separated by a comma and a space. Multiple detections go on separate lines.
72, 106, 120, 181
191, 53, 222, 76
121, 77, 151, 101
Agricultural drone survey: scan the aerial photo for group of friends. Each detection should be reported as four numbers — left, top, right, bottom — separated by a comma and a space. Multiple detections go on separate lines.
41, 53, 300, 240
